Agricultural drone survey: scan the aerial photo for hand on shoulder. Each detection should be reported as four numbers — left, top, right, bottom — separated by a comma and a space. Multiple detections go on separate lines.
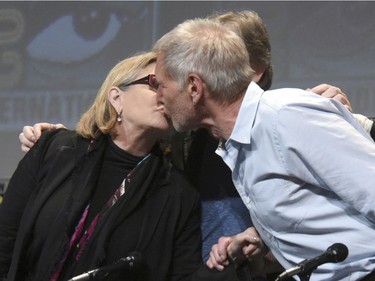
19, 123, 66, 153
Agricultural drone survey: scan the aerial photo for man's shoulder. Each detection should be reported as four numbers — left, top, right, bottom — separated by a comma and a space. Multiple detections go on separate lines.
263, 87, 309, 105
261, 87, 329, 115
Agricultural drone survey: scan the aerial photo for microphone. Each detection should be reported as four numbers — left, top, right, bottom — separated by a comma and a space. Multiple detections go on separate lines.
275, 243, 348, 281
67, 251, 142, 281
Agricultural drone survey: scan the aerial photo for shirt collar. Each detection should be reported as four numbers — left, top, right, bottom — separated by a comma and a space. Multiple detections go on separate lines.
229, 82, 264, 144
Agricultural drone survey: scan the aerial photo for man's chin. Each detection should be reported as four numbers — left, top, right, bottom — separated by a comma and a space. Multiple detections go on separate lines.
163, 113, 171, 120
171, 121, 190, 133
209, 128, 221, 139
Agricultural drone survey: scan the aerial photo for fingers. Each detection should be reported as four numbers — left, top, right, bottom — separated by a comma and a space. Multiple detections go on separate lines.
307, 84, 339, 97
32, 122, 66, 140
32, 122, 52, 140
19, 123, 66, 153
54, 123, 66, 129
206, 228, 266, 271
22, 125, 36, 142
229, 227, 263, 259
226, 227, 267, 266
307, 84, 352, 112
242, 240, 263, 260
206, 236, 232, 271
206, 244, 229, 270
19, 126, 36, 153
19, 133, 32, 153
217, 236, 232, 258
323, 90, 352, 112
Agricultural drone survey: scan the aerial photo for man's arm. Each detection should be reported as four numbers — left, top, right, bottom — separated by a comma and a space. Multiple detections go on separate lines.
308, 84, 352, 112
310, 84, 375, 141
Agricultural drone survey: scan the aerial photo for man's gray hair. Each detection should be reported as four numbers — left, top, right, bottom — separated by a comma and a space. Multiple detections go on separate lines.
153, 18, 254, 103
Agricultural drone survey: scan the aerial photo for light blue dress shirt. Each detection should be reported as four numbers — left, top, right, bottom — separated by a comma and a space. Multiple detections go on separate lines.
216, 82, 375, 281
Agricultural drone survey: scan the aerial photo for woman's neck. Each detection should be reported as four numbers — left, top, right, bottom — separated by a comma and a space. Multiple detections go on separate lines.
110, 127, 157, 157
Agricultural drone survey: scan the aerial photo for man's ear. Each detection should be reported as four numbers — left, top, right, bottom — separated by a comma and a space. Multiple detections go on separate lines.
108, 86, 122, 113
188, 73, 204, 105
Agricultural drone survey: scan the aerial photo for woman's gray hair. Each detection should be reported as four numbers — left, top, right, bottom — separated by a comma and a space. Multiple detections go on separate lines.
153, 18, 254, 104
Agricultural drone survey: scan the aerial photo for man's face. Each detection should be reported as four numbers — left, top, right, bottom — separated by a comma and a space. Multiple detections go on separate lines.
155, 54, 198, 133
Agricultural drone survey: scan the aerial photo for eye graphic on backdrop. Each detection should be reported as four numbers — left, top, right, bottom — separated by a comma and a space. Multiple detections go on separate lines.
27, 11, 121, 63
22, 3, 154, 89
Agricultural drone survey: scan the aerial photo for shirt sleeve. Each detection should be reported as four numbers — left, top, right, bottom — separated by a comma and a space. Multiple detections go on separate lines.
370, 120, 375, 141
275, 97, 375, 224
353, 113, 375, 140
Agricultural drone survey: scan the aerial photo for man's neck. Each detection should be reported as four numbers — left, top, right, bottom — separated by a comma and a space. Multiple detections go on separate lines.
203, 95, 244, 140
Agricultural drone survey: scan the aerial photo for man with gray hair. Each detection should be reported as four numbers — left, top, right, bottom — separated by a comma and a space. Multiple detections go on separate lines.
153, 18, 254, 135
153, 18, 375, 281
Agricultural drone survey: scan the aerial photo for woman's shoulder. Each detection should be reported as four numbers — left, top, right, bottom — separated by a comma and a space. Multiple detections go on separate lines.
38, 129, 94, 151
33, 129, 91, 161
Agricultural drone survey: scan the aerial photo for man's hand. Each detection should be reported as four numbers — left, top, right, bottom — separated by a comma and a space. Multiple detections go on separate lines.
19, 123, 65, 153
206, 227, 264, 271
308, 84, 352, 112
206, 236, 232, 271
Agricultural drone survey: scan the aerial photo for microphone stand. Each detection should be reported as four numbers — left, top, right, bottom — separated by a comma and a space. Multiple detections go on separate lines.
274, 271, 313, 281
298, 270, 313, 281
274, 259, 323, 281
297, 256, 324, 281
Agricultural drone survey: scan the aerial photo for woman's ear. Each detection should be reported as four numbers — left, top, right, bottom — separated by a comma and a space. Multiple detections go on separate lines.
108, 87, 122, 113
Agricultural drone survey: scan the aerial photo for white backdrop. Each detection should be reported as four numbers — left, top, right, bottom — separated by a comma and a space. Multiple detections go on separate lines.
1, 1, 374, 189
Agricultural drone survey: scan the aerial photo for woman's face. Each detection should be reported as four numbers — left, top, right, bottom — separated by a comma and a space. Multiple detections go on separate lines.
118, 63, 172, 139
